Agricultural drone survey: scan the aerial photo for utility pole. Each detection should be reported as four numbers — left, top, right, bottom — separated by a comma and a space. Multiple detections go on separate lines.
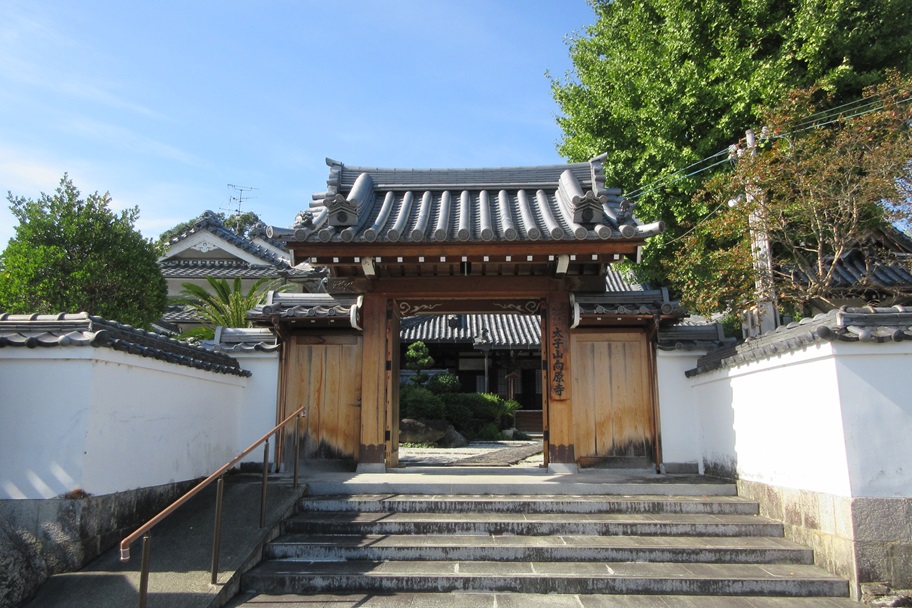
741, 129, 779, 338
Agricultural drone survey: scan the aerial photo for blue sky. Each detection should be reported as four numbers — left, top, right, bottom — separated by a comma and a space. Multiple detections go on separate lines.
0, 1, 595, 248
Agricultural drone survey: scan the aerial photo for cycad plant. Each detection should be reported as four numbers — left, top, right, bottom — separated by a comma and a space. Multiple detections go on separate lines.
178, 276, 289, 334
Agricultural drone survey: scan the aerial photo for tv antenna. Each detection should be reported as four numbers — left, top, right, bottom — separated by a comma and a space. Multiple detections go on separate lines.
223, 184, 258, 232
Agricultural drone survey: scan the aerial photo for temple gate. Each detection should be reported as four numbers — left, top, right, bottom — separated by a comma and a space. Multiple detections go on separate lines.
252, 156, 681, 472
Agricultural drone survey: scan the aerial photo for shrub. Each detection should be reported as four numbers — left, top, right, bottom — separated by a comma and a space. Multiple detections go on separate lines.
427, 372, 461, 395
443, 401, 472, 429
475, 422, 503, 441
399, 385, 445, 420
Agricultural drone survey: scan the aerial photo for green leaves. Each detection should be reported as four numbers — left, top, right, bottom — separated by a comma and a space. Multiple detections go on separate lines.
178, 276, 290, 329
552, 0, 912, 286
0, 176, 167, 328
666, 75, 912, 316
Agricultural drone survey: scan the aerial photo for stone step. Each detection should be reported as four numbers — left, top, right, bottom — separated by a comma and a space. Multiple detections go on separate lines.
304, 474, 738, 497
299, 494, 760, 515
266, 533, 814, 564
241, 560, 848, 597
283, 511, 784, 537
228, 591, 861, 607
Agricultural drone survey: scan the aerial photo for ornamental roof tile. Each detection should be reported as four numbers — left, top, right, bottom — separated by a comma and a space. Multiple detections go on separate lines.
0, 312, 250, 376
165, 211, 291, 267
687, 305, 912, 376
277, 157, 663, 246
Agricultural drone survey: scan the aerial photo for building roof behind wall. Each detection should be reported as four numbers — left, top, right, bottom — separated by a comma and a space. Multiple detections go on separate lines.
0, 312, 250, 376
686, 305, 912, 376
163, 210, 290, 267
401, 314, 541, 350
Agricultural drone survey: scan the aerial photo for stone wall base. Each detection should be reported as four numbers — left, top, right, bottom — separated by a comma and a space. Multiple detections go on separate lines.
737, 479, 912, 601
0, 479, 197, 608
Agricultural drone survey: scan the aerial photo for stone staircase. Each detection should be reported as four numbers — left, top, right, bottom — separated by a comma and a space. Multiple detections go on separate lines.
238, 486, 854, 604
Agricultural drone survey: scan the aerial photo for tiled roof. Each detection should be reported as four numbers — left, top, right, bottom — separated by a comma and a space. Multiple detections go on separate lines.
162, 305, 200, 323
205, 327, 279, 353
686, 305, 912, 376
574, 288, 681, 318
282, 156, 663, 245
247, 222, 290, 250
0, 313, 250, 376
788, 227, 912, 296
793, 249, 912, 291
164, 211, 290, 267
159, 260, 314, 280
658, 323, 734, 352
247, 292, 361, 327
401, 314, 541, 350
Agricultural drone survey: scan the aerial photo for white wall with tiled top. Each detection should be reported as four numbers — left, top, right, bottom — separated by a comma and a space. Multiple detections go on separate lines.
0, 346, 271, 499
689, 340, 912, 499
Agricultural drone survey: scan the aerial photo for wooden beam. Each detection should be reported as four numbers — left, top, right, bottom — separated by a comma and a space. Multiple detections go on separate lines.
290, 239, 645, 261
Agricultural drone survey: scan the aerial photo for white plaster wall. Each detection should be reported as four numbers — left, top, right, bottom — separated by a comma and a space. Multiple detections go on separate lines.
0, 352, 94, 499
691, 343, 854, 496
0, 347, 250, 498
832, 342, 912, 497
656, 350, 703, 467
229, 351, 280, 465
83, 350, 245, 495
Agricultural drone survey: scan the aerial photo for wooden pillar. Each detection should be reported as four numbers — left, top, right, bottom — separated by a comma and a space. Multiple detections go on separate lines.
358, 294, 387, 471
544, 292, 575, 469
385, 302, 401, 468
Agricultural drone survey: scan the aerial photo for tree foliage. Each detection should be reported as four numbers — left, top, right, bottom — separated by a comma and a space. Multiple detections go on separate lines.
177, 276, 289, 333
666, 75, 912, 316
158, 210, 261, 245
552, 0, 912, 284
0, 175, 167, 328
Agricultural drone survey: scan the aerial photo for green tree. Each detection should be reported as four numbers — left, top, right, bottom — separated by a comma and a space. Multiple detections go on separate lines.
158, 210, 261, 246
552, 0, 912, 285
667, 75, 912, 316
0, 175, 167, 328
177, 276, 289, 337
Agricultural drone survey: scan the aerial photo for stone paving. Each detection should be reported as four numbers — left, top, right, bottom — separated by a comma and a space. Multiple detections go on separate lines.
398, 440, 544, 467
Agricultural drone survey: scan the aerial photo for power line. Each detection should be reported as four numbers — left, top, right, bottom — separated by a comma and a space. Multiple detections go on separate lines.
624, 88, 911, 202
624, 147, 731, 199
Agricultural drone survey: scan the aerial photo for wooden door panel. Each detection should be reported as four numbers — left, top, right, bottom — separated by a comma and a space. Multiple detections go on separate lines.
286, 335, 362, 461
571, 331, 654, 466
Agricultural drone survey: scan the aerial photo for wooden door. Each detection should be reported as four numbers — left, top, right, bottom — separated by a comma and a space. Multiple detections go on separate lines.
571, 330, 654, 468
284, 334, 362, 461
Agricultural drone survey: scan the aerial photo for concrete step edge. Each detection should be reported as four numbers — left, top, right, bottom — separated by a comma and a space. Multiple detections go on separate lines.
297, 496, 760, 514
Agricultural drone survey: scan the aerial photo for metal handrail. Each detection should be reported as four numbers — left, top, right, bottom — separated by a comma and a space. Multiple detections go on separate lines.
119, 404, 306, 608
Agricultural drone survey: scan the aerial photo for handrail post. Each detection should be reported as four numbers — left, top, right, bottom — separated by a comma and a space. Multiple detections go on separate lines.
138, 534, 152, 608
293, 412, 302, 489
210, 475, 225, 585
260, 438, 269, 528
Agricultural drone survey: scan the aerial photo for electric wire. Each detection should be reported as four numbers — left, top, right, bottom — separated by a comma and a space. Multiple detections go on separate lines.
620, 86, 911, 243
624, 147, 731, 198
624, 89, 911, 203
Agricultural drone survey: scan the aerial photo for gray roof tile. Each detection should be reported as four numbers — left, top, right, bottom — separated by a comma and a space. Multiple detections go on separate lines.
0, 312, 250, 376
164, 211, 291, 268
401, 314, 541, 350
247, 293, 360, 327
687, 305, 912, 376
160, 260, 314, 280
281, 157, 663, 246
